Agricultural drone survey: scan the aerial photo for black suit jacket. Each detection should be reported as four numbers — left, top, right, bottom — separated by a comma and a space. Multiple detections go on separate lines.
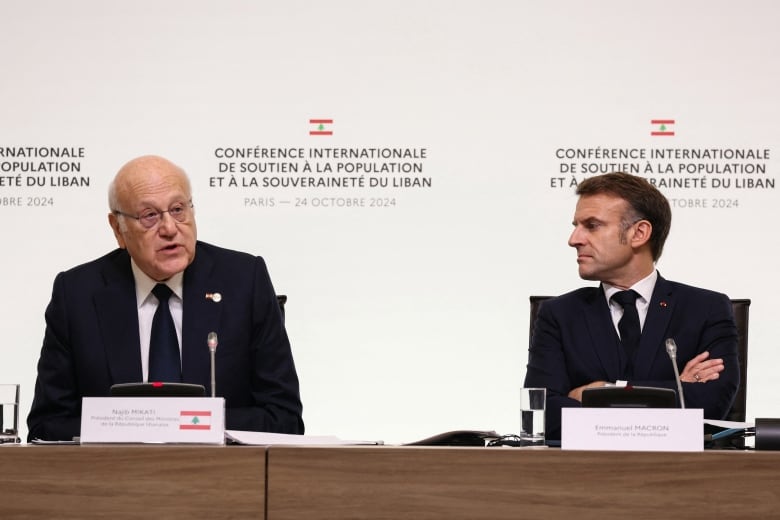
27, 241, 303, 441
524, 275, 739, 440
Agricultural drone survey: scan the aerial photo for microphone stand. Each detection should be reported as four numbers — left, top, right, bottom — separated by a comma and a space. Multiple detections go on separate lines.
207, 332, 218, 398
665, 338, 686, 409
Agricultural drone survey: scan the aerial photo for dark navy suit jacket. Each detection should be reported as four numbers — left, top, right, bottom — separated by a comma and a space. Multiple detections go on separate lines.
524, 275, 739, 440
27, 241, 303, 441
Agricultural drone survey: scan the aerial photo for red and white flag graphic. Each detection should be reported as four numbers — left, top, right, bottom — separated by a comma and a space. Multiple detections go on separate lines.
179, 410, 212, 430
309, 118, 333, 136
650, 119, 675, 136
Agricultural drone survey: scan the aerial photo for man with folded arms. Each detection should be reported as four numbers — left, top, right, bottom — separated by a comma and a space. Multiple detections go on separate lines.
524, 172, 738, 440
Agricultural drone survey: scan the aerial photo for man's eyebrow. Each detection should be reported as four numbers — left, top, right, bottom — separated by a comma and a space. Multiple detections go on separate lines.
573, 216, 603, 226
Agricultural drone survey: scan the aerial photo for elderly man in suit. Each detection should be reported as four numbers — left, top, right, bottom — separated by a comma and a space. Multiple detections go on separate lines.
28, 155, 303, 441
524, 172, 738, 441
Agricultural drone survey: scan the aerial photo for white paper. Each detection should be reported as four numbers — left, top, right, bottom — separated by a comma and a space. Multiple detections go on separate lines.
705, 419, 753, 429
225, 430, 382, 446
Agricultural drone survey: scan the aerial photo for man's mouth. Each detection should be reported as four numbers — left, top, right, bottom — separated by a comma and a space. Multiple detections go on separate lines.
159, 244, 180, 253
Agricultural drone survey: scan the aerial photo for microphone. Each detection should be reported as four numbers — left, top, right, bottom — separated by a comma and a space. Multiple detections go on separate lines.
207, 332, 218, 398
664, 338, 686, 409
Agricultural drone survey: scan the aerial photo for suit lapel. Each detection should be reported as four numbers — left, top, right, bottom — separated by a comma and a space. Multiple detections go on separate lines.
95, 251, 143, 383
633, 275, 674, 380
583, 287, 624, 380
181, 243, 223, 388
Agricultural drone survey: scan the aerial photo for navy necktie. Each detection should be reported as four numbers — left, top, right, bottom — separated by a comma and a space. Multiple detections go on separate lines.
612, 290, 641, 373
148, 283, 181, 382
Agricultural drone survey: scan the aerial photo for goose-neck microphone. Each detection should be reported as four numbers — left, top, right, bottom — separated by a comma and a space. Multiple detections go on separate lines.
665, 338, 686, 409
207, 332, 218, 398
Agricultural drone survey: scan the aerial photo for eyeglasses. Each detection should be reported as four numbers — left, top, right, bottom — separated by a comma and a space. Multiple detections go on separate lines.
113, 201, 194, 229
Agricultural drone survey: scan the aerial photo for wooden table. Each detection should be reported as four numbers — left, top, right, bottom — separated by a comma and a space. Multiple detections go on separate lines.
0, 445, 266, 519
4, 445, 780, 519
265, 446, 780, 519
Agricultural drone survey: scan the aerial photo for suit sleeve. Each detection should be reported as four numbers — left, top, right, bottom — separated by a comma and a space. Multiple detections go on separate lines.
631, 292, 739, 419
523, 299, 580, 440
223, 257, 304, 434
27, 273, 82, 441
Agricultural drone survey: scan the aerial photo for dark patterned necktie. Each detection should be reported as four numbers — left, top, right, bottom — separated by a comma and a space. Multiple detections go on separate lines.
148, 283, 181, 382
612, 290, 641, 365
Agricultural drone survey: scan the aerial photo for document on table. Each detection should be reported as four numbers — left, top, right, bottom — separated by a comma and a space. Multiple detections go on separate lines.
225, 430, 383, 446
705, 419, 753, 429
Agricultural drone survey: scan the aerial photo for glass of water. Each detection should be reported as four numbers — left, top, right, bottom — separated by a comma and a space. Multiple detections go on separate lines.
0, 384, 20, 444
519, 387, 546, 446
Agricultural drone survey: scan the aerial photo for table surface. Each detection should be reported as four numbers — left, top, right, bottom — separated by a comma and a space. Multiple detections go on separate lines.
266, 445, 780, 520
3, 444, 779, 520
0, 444, 266, 520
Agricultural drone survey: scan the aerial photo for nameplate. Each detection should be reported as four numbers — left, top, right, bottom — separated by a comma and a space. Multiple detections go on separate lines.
80, 397, 225, 444
561, 408, 703, 451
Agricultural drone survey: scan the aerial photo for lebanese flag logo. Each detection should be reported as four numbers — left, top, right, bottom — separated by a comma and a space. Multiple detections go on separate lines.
180, 410, 212, 430
309, 118, 333, 136
650, 119, 675, 136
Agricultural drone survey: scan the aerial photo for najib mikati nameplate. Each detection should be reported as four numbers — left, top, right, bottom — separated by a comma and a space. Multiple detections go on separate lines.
80, 397, 225, 444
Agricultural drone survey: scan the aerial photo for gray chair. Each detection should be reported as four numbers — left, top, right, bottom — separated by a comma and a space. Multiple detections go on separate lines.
528, 296, 750, 422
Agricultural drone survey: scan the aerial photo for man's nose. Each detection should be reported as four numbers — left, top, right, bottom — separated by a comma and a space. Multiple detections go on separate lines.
157, 211, 177, 235
568, 227, 582, 247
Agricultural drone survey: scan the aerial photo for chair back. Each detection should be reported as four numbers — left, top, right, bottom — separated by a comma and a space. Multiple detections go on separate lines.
728, 299, 750, 422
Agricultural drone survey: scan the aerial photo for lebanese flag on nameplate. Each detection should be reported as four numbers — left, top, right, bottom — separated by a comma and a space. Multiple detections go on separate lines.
180, 410, 212, 430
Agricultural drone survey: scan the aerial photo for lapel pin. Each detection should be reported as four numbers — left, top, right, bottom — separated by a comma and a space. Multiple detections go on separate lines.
206, 292, 222, 303
660, 301, 668, 307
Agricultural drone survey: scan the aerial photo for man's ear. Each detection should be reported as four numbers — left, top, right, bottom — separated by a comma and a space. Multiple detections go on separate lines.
108, 213, 127, 249
631, 220, 652, 249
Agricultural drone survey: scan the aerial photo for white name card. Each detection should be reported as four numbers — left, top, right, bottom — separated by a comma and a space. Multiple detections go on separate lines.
80, 397, 225, 444
562, 408, 703, 452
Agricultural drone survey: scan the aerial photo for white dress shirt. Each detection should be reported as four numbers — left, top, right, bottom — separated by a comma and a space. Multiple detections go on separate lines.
130, 259, 184, 382
602, 269, 658, 336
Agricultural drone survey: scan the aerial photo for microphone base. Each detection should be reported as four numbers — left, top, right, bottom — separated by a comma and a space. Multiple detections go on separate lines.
755, 418, 780, 450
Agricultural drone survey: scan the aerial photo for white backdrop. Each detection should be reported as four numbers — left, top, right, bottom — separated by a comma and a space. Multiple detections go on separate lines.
1, 0, 777, 443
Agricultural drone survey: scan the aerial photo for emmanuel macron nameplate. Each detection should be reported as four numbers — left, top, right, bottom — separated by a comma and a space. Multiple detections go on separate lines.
562, 408, 703, 451
80, 397, 225, 444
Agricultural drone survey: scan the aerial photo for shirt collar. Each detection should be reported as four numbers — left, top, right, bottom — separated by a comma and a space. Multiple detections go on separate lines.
603, 269, 658, 305
130, 259, 184, 306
